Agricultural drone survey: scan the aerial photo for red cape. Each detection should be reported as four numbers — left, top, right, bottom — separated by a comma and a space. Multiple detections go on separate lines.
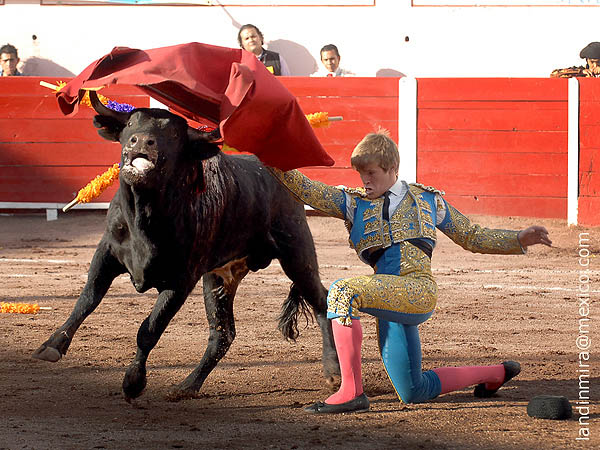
57, 42, 334, 171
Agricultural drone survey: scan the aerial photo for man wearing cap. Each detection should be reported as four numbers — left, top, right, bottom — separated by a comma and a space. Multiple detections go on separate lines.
551, 42, 600, 78
580, 42, 600, 77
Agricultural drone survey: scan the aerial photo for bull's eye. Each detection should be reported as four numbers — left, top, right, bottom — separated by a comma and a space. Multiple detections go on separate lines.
127, 121, 132, 127
130, 136, 137, 144
147, 140, 155, 146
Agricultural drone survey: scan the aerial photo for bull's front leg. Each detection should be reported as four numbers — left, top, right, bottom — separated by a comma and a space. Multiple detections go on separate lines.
32, 243, 123, 362
167, 260, 248, 401
122, 287, 190, 402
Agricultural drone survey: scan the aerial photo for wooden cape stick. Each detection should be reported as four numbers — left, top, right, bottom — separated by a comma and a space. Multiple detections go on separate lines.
63, 199, 79, 213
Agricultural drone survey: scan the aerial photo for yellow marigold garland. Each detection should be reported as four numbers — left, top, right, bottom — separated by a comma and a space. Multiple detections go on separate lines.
306, 111, 330, 128
76, 163, 120, 204
52, 81, 110, 108
1, 302, 41, 314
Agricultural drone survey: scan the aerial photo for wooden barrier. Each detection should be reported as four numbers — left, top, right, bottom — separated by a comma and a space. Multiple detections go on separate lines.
416, 78, 568, 219
578, 79, 600, 227
0, 76, 597, 225
0, 77, 149, 207
282, 77, 400, 188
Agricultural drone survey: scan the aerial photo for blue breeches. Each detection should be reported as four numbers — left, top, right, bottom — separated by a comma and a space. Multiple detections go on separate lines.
325, 242, 442, 403
377, 319, 441, 403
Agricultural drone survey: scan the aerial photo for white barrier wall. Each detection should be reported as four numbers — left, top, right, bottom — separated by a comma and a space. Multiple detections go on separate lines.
1, 1, 599, 79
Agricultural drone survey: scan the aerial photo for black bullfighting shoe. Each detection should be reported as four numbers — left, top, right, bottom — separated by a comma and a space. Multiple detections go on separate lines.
304, 393, 370, 414
474, 361, 521, 398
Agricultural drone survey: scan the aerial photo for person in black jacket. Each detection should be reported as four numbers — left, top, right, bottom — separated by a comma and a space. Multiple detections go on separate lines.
237, 24, 290, 76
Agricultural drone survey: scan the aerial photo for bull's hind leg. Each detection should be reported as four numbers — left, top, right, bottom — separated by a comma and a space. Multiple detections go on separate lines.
275, 224, 340, 386
33, 243, 123, 362
167, 259, 249, 401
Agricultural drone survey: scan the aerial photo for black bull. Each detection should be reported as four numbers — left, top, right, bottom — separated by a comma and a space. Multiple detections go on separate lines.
33, 92, 339, 401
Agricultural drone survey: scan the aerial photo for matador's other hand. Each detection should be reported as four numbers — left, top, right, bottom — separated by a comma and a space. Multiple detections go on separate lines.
517, 226, 552, 249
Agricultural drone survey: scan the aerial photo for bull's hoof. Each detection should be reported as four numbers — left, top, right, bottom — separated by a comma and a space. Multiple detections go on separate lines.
165, 387, 200, 403
325, 374, 341, 390
323, 358, 341, 389
32, 345, 62, 362
122, 364, 147, 402
323, 356, 341, 383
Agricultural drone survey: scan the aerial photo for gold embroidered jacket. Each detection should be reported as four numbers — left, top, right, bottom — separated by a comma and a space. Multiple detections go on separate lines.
271, 169, 524, 267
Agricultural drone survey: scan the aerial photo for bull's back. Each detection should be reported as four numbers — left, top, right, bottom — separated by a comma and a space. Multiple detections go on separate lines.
220, 154, 304, 218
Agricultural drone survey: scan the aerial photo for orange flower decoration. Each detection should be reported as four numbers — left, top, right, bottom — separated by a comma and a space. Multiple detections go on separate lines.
306, 111, 330, 128
79, 90, 110, 109
1, 302, 41, 314
75, 164, 120, 204
52, 81, 110, 109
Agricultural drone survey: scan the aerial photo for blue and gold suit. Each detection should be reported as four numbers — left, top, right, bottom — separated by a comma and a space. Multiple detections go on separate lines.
271, 168, 524, 403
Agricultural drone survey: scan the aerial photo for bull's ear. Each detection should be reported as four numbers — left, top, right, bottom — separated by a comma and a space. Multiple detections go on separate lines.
187, 128, 221, 161
93, 115, 125, 142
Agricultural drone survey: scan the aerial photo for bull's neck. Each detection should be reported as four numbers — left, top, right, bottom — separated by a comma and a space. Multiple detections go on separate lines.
118, 179, 182, 234
117, 159, 223, 240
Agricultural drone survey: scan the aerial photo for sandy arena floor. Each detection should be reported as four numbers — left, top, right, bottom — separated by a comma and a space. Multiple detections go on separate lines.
0, 210, 597, 449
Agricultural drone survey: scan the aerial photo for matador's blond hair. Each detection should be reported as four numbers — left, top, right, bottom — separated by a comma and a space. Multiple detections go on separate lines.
350, 128, 399, 173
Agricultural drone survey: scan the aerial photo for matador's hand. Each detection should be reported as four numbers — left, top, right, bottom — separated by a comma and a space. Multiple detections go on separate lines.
517, 226, 552, 249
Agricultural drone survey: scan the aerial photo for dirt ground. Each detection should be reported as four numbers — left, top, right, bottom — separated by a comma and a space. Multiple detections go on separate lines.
0, 210, 597, 449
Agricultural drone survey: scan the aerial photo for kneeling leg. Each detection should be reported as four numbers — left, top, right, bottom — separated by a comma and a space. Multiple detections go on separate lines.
378, 320, 442, 404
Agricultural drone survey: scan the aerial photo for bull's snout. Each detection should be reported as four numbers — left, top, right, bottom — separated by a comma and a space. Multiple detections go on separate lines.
128, 134, 156, 150
122, 133, 159, 180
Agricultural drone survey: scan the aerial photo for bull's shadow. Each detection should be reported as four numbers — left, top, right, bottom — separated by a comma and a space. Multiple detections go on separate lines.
32, 92, 339, 402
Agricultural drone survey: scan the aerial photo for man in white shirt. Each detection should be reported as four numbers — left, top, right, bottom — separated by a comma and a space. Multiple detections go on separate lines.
312, 44, 355, 77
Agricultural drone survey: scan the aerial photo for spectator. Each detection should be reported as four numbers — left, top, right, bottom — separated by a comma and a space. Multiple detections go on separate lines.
550, 42, 600, 78
312, 44, 355, 77
1, 44, 21, 76
237, 24, 290, 76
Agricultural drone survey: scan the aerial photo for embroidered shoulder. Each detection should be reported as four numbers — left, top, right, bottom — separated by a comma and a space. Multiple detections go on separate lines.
343, 186, 367, 197
409, 183, 445, 196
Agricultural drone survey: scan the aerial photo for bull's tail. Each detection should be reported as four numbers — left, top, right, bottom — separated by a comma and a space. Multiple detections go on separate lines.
278, 283, 312, 342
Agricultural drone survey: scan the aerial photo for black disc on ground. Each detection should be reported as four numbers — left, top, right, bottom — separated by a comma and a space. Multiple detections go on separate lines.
527, 395, 573, 420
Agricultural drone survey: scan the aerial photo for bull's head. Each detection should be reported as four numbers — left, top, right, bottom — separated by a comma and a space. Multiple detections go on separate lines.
89, 91, 220, 187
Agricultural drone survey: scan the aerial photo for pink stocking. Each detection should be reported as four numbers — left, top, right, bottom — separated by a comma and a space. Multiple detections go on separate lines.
325, 319, 364, 404
433, 365, 505, 395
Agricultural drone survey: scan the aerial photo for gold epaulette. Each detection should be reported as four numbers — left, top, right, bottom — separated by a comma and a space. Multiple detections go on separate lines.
410, 183, 445, 196
343, 186, 367, 197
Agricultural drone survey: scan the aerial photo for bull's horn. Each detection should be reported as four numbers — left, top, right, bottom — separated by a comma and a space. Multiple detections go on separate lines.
88, 90, 129, 123
188, 126, 221, 143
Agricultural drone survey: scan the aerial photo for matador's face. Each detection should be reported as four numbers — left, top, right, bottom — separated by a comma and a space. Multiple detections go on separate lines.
356, 162, 398, 200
